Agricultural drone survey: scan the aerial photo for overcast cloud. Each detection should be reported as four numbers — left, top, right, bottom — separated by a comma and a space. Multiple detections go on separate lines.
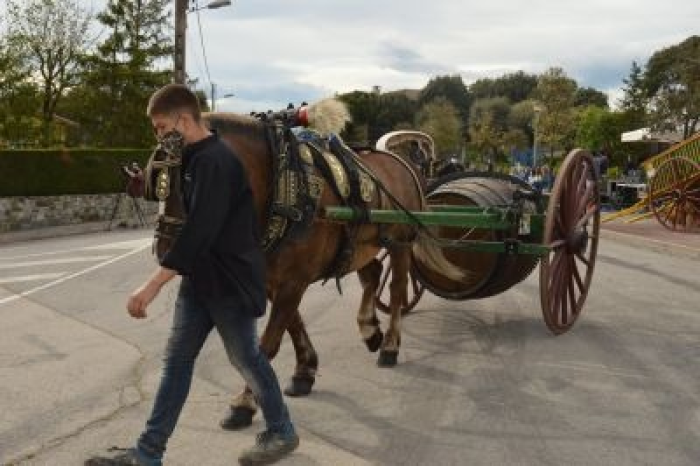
79, 0, 699, 112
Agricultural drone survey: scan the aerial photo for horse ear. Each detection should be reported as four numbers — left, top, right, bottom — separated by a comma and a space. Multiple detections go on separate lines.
307, 98, 352, 135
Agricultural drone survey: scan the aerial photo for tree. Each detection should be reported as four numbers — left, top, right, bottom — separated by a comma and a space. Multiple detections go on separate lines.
643, 35, 700, 138
574, 86, 609, 108
508, 99, 538, 141
575, 106, 645, 168
470, 71, 538, 103
66, 0, 172, 147
534, 67, 578, 161
470, 97, 511, 131
416, 97, 462, 157
6, 0, 94, 145
618, 61, 648, 129
419, 75, 471, 126
0, 17, 27, 96
377, 92, 418, 134
467, 97, 518, 166
338, 90, 382, 144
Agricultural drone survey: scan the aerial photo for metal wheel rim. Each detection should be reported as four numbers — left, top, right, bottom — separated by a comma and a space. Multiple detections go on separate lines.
648, 156, 700, 232
540, 149, 600, 334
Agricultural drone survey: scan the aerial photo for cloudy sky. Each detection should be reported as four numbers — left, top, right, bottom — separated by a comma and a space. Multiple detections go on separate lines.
82, 0, 698, 112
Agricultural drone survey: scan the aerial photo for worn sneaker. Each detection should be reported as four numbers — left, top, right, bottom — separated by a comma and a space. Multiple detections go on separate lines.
84, 447, 162, 466
238, 430, 300, 465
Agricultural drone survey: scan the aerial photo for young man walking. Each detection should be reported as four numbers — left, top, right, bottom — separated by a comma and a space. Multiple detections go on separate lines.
86, 84, 298, 466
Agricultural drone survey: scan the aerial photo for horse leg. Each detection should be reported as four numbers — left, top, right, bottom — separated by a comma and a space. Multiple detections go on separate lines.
356, 258, 384, 353
221, 285, 306, 430
378, 247, 410, 367
284, 309, 319, 397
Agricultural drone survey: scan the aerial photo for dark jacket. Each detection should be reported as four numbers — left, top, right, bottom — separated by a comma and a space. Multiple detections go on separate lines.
161, 133, 266, 316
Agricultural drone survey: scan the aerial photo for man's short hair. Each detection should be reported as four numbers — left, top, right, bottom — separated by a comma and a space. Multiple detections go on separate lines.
147, 83, 202, 121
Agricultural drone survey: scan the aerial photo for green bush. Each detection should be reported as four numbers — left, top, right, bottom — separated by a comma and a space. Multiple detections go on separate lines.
0, 148, 152, 196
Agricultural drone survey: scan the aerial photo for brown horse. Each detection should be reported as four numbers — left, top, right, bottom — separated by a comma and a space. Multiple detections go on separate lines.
145, 101, 462, 426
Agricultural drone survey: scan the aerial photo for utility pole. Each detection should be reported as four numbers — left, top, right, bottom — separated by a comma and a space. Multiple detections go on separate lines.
211, 82, 216, 111
173, 1, 232, 86
174, 0, 188, 84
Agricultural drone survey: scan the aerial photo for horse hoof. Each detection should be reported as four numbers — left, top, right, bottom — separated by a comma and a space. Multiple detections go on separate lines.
220, 406, 255, 431
364, 329, 384, 353
284, 375, 315, 397
377, 350, 398, 367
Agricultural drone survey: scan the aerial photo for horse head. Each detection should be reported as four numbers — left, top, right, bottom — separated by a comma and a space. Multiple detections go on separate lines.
144, 140, 185, 262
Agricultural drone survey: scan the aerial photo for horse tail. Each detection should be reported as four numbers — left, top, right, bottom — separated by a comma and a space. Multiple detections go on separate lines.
411, 229, 472, 283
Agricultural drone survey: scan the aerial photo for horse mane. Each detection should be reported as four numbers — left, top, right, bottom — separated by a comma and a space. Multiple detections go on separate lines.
203, 98, 351, 141
203, 112, 267, 142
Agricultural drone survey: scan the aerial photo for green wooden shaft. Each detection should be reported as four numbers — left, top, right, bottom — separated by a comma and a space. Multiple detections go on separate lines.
436, 240, 549, 255
321, 206, 513, 229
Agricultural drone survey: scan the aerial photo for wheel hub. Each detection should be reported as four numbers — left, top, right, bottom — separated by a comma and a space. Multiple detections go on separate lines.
567, 228, 589, 254
673, 189, 687, 203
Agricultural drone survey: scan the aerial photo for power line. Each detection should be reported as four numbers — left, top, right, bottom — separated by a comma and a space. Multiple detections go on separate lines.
194, 2, 212, 90
187, 25, 208, 85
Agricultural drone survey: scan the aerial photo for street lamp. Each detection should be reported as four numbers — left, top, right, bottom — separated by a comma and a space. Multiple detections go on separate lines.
210, 83, 234, 111
532, 103, 543, 169
174, 0, 233, 84
189, 0, 232, 12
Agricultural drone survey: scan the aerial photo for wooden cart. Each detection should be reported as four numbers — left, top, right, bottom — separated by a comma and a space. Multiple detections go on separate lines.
604, 132, 700, 232
323, 147, 601, 335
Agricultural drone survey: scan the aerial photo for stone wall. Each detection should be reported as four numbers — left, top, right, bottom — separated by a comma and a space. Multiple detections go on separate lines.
0, 194, 159, 233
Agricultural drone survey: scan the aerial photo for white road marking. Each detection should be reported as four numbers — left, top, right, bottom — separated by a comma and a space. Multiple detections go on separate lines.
0, 244, 150, 306
0, 256, 114, 269
82, 238, 152, 251
0, 272, 67, 284
0, 237, 152, 261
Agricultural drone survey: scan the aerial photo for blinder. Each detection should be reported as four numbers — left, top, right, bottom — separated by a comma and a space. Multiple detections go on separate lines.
145, 142, 186, 257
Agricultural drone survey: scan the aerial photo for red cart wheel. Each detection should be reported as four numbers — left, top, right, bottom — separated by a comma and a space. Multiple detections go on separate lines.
648, 156, 700, 232
540, 149, 600, 334
375, 249, 425, 315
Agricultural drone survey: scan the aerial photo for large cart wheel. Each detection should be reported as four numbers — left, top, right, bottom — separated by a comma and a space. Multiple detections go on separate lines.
540, 149, 600, 334
648, 156, 700, 232
375, 249, 424, 315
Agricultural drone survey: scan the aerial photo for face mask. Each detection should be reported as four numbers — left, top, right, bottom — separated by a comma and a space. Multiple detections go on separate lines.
158, 129, 185, 159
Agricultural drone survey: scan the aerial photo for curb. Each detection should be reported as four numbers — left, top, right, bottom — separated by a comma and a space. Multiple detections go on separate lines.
601, 228, 700, 261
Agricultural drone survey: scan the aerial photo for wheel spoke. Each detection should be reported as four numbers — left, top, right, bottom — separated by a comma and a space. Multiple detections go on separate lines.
377, 264, 391, 299
555, 211, 567, 238
411, 275, 420, 295
654, 192, 675, 204
575, 204, 598, 230
660, 201, 673, 223
567, 261, 577, 317
571, 257, 584, 294
547, 252, 564, 298
549, 239, 566, 249
662, 202, 677, 227
576, 183, 595, 219
575, 251, 590, 267
574, 162, 587, 199
559, 259, 570, 326
565, 169, 581, 228
671, 159, 680, 181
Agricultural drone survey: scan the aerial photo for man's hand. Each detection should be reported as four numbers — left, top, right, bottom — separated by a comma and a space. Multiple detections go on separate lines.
126, 267, 177, 319
127, 281, 162, 318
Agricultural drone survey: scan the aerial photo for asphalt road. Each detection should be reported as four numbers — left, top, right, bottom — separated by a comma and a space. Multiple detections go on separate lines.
1, 229, 699, 466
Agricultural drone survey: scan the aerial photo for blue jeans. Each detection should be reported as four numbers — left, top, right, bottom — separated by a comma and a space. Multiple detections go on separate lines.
137, 279, 294, 459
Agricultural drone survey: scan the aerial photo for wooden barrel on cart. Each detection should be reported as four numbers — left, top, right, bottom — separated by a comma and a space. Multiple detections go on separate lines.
412, 172, 542, 300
